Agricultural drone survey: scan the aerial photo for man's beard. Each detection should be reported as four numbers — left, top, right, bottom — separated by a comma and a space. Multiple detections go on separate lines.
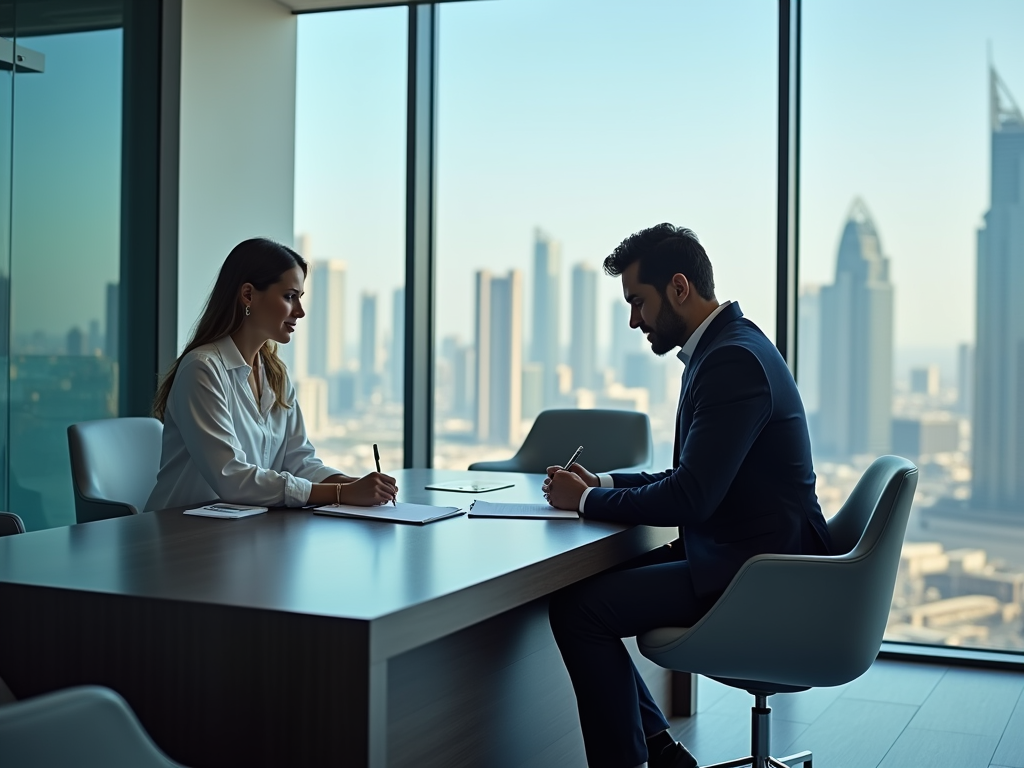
643, 301, 688, 356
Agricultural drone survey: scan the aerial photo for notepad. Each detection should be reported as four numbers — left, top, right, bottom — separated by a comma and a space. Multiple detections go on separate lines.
184, 503, 268, 519
467, 501, 579, 520
423, 480, 515, 493
313, 502, 464, 525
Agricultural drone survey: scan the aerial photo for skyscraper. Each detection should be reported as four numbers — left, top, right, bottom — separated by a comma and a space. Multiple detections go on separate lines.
359, 292, 378, 402
475, 269, 523, 445
816, 199, 894, 459
530, 229, 561, 408
797, 284, 821, 418
570, 262, 597, 391
972, 65, 1024, 513
956, 343, 974, 416
390, 287, 405, 404
610, 299, 643, 385
104, 282, 118, 360
306, 260, 346, 378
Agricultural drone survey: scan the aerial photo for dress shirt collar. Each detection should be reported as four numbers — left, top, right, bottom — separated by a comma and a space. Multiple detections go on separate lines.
676, 300, 733, 366
213, 335, 251, 372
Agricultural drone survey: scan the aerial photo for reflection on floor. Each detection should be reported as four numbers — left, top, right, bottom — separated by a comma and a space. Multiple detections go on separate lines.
668, 660, 1024, 768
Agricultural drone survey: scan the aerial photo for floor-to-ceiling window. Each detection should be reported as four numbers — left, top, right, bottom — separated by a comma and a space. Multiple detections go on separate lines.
292, 6, 407, 478
799, 0, 1024, 652
7, 1, 123, 530
431, 0, 778, 470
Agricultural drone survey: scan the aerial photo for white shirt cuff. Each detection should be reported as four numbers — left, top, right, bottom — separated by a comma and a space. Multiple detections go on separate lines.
579, 486, 594, 514
579, 475, 615, 514
286, 475, 314, 507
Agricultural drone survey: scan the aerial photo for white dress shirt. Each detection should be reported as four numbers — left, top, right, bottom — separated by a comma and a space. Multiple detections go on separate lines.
578, 301, 733, 513
146, 336, 343, 512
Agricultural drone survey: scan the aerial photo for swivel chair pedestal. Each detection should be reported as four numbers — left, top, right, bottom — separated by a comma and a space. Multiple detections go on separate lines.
701, 690, 811, 768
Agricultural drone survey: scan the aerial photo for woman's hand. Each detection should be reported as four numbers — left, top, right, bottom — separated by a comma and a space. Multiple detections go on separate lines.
340, 472, 398, 506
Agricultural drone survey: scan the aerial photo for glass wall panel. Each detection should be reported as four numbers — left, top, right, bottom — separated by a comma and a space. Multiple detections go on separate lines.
799, 1, 1024, 651
10, 2, 123, 529
0, 3, 12, 507
292, 8, 407, 476
433, 0, 778, 469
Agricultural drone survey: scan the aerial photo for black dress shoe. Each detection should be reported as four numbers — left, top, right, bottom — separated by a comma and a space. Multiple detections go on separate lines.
648, 740, 699, 768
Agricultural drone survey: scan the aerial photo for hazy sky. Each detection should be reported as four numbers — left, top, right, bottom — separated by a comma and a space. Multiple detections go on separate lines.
294, 0, 1024, 360
8, 29, 122, 342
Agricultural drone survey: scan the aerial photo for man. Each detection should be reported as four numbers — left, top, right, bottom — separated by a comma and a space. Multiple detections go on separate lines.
544, 224, 831, 768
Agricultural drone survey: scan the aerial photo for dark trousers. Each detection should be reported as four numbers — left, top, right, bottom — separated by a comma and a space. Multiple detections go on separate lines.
549, 544, 719, 768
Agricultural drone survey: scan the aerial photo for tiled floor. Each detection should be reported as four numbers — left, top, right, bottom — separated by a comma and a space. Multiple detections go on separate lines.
668, 660, 1024, 768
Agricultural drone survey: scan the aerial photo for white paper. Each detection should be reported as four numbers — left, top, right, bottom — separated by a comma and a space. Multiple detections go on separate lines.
467, 501, 579, 520
423, 480, 515, 493
313, 502, 464, 525
184, 503, 267, 519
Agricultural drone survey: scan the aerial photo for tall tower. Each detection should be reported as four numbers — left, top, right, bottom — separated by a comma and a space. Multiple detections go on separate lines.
972, 64, 1024, 512
530, 229, 561, 408
610, 299, 642, 384
475, 269, 523, 445
797, 284, 822, 417
816, 199, 894, 459
570, 262, 598, 390
306, 260, 346, 378
390, 287, 405, 404
359, 292, 378, 402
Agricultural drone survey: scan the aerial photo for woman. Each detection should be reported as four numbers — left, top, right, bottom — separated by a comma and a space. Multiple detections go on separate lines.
146, 238, 397, 512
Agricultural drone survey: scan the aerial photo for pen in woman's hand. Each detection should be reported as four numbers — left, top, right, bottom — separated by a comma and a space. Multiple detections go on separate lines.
373, 443, 397, 506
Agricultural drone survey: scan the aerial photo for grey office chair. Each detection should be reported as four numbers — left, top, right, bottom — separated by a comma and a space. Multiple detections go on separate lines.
468, 408, 653, 473
0, 685, 186, 767
0, 511, 25, 536
638, 455, 919, 768
68, 417, 164, 524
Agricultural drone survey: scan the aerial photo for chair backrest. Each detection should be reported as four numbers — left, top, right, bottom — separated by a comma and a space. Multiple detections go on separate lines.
0, 511, 25, 537
639, 455, 918, 688
68, 418, 164, 523
0, 685, 184, 767
468, 409, 653, 473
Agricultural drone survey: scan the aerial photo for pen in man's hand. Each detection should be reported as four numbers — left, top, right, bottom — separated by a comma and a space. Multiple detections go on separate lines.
373, 443, 397, 506
562, 445, 584, 473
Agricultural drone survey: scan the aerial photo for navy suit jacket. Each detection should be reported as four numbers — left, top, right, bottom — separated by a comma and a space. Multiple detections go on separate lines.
584, 302, 832, 599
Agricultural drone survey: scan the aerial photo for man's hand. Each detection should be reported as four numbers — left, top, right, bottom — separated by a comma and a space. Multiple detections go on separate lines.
543, 469, 589, 511
545, 462, 599, 488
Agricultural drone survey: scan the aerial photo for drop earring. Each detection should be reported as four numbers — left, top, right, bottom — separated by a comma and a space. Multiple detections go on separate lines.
245, 305, 251, 317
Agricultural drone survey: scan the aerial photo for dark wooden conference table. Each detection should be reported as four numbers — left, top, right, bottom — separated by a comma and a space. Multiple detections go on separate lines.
0, 468, 676, 768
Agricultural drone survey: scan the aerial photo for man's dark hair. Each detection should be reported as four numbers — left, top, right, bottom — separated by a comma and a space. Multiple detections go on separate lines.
603, 223, 716, 300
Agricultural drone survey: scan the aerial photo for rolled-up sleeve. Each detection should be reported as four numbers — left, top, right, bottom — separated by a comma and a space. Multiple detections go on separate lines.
173, 357, 315, 507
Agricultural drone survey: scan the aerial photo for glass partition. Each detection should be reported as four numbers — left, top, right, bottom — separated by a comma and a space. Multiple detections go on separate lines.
799, 0, 1024, 652
9, 2, 123, 529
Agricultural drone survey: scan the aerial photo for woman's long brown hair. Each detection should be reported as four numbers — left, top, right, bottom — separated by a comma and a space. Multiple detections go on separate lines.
153, 238, 308, 421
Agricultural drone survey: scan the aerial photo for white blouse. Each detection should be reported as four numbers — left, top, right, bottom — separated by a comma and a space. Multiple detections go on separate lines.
146, 336, 342, 512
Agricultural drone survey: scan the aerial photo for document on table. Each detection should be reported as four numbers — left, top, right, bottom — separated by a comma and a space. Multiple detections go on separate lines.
184, 503, 268, 519
467, 500, 579, 520
423, 480, 515, 493
313, 502, 464, 525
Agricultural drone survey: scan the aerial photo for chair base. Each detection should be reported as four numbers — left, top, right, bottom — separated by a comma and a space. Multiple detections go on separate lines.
699, 694, 812, 768
702, 751, 812, 768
